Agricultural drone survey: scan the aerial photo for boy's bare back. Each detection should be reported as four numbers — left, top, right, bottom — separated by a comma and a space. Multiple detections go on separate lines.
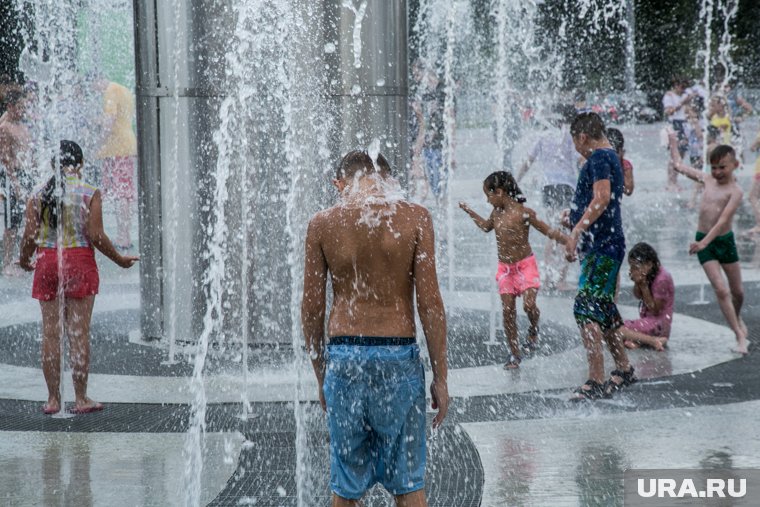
306, 200, 436, 338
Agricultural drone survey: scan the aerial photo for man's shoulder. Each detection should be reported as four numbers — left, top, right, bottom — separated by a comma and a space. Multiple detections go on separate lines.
308, 207, 333, 228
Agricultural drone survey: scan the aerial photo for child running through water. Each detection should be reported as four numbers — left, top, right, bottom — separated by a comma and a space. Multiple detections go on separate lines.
620, 243, 674, 351
669, 132, 749, 354
460, 171, 569, 368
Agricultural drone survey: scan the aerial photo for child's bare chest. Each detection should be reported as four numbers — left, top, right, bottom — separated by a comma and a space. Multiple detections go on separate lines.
493, 209, 529, 236
702, 182, 733, 211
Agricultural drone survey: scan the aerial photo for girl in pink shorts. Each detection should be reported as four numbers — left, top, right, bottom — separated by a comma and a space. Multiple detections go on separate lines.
18, 140, 139, 416
460, 171, 570, 368
620, 242, 674, 351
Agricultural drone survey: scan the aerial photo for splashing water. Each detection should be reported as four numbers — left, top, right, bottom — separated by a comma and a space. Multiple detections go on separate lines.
342, 0, 369, 69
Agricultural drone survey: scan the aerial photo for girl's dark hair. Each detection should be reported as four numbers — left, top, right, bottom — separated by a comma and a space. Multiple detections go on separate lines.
607, 128, 624, 152
484, 171, 526, 203
628, 242, 661, 287
40, 140, 84, 228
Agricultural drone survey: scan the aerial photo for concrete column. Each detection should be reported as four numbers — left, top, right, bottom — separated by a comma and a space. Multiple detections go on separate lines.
133, 0, 408, 343
325, 0, 408, 175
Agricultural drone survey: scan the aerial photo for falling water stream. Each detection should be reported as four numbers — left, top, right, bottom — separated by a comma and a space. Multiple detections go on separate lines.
6, 0, 754, 505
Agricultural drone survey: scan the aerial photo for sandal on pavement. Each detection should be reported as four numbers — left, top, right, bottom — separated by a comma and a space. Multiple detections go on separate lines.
570, 379, 607, 401
604, 367, 637, 396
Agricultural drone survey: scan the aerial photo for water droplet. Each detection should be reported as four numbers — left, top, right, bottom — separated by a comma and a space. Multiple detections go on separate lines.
376, 78, 386, 86
323, 42, 336, 54
351, 84, 361, 95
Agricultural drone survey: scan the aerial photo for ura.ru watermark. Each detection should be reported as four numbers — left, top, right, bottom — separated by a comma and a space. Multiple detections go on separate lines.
624, 469, 759, 506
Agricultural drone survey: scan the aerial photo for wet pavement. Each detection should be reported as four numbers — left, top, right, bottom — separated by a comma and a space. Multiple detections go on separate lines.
1, 121, 759, 505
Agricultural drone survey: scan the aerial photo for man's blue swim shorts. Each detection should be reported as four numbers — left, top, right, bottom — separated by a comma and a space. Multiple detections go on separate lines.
323, 337, 426, 499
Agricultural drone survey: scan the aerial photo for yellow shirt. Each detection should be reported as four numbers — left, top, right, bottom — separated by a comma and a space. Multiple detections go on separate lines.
97, 82, 137, 159
710, 114, 732, 145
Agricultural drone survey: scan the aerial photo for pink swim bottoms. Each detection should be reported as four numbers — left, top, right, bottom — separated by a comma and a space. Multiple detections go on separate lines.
496, 254, 541, 296
624, 317, 670, 338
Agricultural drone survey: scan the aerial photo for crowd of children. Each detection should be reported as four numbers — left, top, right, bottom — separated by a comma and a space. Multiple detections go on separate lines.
459, 101, 754, 400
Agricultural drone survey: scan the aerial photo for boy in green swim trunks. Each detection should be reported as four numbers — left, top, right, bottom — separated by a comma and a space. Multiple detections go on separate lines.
669, 133, 748, 354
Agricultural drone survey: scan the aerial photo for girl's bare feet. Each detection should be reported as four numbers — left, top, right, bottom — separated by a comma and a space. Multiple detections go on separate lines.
624, 339, 640, 350
71, 397, 105, 414
43, 396, 61, 415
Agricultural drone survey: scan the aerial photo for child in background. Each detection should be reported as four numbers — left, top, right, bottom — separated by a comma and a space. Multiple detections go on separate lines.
607, 128, 634, 196
685, 106, 705, 210
709, 95, 732, 146
669, 133, 748, 354
460, 171, 569, 368
745, 131, 760, 237
517, 104, 578, 290
620, 243, 674, 352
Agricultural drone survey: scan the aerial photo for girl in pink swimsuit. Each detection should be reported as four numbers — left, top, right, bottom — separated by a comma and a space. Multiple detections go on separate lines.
620, 242, 674, 352
459, 171, 569, 368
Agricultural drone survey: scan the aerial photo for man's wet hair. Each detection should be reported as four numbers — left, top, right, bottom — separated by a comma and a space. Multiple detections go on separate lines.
484, 171, 526, 203
336, 150, 392, 179
607, 128, 624, 152
709, 145, 736, 164
570, 112, 606, 140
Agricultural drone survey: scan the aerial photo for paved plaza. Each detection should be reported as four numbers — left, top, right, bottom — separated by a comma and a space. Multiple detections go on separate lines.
0, 121, 759, 505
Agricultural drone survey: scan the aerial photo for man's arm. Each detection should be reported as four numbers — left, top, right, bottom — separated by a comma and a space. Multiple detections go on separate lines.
413, 208, 448, 428
565, 179, 611, 260
18, 197, 40, 271
516, 155, 536, 182
301, 215, 328, 409
690, 188, 743, 254
527, 208, 569, 244
668, 132, 704, 182
458, 202, 493, 232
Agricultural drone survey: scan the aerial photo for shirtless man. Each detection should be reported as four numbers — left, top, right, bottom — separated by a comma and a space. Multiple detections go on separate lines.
301, 150, 448, 506
0, 89, 31, 276
669, 132, 748, 354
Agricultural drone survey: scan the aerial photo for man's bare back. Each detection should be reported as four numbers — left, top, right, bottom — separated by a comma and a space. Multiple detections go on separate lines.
308, 200, 430, 338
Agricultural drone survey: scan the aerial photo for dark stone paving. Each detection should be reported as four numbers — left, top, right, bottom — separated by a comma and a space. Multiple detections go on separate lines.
209, 424, 483, 506
0, 281, 757, 505
0, 308, 578, 374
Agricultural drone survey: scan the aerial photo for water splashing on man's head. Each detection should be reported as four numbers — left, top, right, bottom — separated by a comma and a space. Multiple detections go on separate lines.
333, 149, 400, 202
